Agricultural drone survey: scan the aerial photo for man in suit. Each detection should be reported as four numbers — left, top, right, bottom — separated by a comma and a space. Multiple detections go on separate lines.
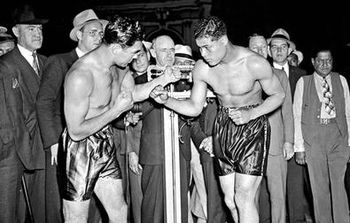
268, 28, 309, 223
126, 41, 151, 223
36, 9, 107, 223
249, 34, 294, 223
294, 45, 350, 223
0, 5, 48, 223
138, 35, 192, 223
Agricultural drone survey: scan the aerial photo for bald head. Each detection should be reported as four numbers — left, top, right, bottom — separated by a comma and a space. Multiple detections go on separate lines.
151, 35, 175, 66
248, 34, 268, 59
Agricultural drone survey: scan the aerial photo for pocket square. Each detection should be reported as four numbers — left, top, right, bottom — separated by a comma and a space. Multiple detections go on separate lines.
12, 77, 19, 89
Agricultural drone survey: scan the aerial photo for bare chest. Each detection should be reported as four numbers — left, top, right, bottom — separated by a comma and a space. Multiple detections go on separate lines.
207, 65, 257, 97
90, 70, 121, 109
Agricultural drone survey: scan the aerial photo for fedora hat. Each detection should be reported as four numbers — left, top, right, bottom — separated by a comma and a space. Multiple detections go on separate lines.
267, 28, 296, 50
13, 5, 48, 25
69, 9, 108, 42
175, 44, 194, 61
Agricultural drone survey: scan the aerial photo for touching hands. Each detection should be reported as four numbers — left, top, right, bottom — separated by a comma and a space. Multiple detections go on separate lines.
150, 85, 169, 104
163, 66, 181, 84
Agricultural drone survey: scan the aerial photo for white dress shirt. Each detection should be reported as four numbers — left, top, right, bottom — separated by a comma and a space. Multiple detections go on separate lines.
75, 47, 85, 58
17, 44, 37, 70
293, 72, 350, 152
273, 62, 290, 77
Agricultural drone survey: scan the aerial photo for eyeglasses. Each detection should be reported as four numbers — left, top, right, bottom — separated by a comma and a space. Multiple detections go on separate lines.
84, 30, 104, 38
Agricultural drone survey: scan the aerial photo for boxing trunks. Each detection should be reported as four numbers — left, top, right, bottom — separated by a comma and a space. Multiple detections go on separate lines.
61, 125, 122, 201
213, 105, 270, 176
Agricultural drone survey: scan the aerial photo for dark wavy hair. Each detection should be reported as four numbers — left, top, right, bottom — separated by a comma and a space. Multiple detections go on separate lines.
103, 15, 144, 47
194, 16, 227, 41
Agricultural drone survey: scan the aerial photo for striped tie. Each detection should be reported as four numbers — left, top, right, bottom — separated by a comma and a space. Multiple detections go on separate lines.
32, 51, 40, 77
321, 77, 335, 115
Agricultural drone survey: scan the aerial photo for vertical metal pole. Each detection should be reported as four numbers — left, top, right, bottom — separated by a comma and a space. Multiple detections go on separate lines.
21, 175, 35, 223
164, 84, 182, 223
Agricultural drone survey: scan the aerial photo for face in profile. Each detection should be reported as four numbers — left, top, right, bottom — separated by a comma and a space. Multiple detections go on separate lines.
132, 46, 150, 73
0, 41, 15, 56
196, 36, 226, 66
117, 40, 142, 68
13, 24, 43, 51
79, 20, 105, 52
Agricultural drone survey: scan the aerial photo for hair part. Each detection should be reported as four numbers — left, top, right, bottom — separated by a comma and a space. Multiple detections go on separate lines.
103, 15, 144, 47
194, 16, 227, 41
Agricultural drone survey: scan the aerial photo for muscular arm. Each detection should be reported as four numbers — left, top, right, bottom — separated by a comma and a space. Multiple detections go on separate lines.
64, 69, 129, 141
248, 56, 285, 120
122, 67, 180, 102
160, 61, 209, 117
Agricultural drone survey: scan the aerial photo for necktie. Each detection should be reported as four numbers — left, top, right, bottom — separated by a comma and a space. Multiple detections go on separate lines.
321, 77, 335, 115
32, 51, 40, 76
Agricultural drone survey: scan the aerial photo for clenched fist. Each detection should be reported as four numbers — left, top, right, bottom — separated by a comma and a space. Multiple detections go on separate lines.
114, 90, 134, 114
150, 85, 169, 104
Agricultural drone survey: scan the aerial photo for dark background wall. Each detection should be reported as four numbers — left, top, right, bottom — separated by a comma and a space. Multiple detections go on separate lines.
1, 0, 349, 75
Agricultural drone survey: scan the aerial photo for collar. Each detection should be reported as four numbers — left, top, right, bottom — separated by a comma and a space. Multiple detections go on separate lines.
75, 47, 85, 58
314, 72, 331, 82
17, 44, 33, 58
17, 44, 36, 65
273, 62, 288, 70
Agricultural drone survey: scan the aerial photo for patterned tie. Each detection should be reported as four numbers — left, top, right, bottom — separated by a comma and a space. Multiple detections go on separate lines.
32, 51, 40, 76
321, 77, 335, 115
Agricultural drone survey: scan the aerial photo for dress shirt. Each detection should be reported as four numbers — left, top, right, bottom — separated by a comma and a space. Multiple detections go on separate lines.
75, 47, 85, 58
273, 62, 290, 77
293, 72, 350, 152
17, 44, 37, 70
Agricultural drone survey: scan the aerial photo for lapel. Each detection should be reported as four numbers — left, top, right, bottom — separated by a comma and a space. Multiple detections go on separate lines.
11, 47, 41, 103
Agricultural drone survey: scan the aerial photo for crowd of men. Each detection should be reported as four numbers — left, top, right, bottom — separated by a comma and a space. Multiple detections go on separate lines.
1, 5, 350, 223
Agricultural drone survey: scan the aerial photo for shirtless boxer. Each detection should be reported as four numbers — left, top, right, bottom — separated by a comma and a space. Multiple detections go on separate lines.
62, 15, 180, 223
150, 16, 285, 223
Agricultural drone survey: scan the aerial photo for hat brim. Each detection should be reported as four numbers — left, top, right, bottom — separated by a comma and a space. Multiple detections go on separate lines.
69, 19, 109, 42
267, 37, 296, 51
15, 18, 49, 25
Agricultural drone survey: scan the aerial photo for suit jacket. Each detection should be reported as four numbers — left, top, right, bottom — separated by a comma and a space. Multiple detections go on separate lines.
267, 68, 294, 155
36, 49, 78, 149
0, 46, 46, 170
288, 65, 307, 100
190, 99, 218, 163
